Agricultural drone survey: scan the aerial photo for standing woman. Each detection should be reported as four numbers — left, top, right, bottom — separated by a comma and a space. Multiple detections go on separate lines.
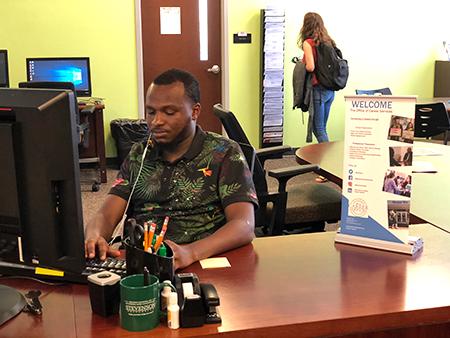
298, 12, 336, 143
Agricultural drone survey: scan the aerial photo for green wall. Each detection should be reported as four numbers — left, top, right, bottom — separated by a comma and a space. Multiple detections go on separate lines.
0, 0, 139, 157
227, 0, 262, 147
228, 1, 449, 148
2, 0, 450, 156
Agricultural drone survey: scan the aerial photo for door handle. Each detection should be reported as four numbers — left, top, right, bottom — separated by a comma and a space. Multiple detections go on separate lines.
207, 65, 220, 74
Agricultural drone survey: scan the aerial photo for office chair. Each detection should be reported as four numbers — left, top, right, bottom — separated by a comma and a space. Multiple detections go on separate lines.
237, 142, 256, 174
415, 102, 450, 145
213, 103, 342, 236
355, 87, 392, 95
18, 81, 100, 191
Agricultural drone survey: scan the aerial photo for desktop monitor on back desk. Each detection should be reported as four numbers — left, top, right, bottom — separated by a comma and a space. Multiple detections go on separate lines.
0, 88, 86, 280
26, 57, 92, 97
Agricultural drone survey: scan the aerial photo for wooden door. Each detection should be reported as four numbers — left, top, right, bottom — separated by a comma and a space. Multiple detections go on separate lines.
141, 0, 222, 133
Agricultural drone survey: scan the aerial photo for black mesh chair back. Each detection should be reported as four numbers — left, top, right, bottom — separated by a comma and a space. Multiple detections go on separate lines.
415, 102, 450, 144
237, 142, 256, 174
212, 103, 341, 236
212, 104, 252, 145
355, 87, 392, 95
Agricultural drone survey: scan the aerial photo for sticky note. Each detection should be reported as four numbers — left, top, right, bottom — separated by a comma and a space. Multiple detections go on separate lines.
200, 257, 231, 269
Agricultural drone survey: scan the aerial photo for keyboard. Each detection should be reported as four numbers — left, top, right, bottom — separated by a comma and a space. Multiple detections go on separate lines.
83, 257, 127, 279
0, 257, 127, 284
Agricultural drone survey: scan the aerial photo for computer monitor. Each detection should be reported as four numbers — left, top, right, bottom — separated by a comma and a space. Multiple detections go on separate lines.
0, 50, 9, 88
26, 57, 92, 97
0, 88, 85, 277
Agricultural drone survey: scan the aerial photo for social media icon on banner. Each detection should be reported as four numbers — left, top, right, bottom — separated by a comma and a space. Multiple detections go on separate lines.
348, 175, 353, 180
347, 188, 352, 193
348, 169, 353, 174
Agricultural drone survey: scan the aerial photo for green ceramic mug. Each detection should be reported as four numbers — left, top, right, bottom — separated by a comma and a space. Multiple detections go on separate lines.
120, 274, 174, 332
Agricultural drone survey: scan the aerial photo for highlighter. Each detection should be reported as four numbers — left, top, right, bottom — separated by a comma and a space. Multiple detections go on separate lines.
158, 243, 167, 257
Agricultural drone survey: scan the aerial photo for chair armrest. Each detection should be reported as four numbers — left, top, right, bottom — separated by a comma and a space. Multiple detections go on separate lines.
255, 145, 292, 166
268, 164, 319, 192
256, 191, 288, 236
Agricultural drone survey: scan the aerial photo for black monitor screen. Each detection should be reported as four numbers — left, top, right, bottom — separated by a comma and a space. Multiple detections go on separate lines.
0, 88, 85, 275
0, 50, 9, 88
26, 57, 92, 97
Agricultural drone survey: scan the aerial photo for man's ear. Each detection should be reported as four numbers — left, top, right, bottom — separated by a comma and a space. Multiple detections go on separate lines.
192, 103, 201, 121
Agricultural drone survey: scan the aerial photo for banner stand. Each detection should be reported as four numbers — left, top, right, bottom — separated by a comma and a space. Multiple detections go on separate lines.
337, 95, 424, 256
335, 233, 423, 255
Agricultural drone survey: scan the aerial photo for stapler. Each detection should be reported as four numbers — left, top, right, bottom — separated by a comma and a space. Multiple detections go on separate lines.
200, 283, 221, 324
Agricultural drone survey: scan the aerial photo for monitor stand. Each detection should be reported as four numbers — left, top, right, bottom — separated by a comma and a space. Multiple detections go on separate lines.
0, 285, 26, 326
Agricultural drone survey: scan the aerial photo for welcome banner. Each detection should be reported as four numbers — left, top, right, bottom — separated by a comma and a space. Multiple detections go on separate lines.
336, 95, 422, 254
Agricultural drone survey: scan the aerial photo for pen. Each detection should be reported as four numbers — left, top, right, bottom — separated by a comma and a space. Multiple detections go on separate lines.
143, 266, 149, 286
154, 217, 169, 252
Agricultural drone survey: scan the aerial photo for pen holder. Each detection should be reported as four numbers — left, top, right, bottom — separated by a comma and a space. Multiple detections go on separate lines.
124, 238, 174, 282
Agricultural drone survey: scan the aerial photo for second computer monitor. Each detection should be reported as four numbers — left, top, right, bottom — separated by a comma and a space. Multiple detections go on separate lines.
26, 57, 92, 97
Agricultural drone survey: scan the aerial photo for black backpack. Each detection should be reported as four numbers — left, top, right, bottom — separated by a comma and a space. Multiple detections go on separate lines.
315, 43, 349, 91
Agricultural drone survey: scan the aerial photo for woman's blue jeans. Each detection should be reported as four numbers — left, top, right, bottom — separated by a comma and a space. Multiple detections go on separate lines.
312, 85, 335, 143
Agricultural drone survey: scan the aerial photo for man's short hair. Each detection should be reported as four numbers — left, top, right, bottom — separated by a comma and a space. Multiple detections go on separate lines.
153, 69, 200, 104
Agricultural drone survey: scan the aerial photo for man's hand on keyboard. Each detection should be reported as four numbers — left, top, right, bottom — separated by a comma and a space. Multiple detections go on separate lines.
85, 235, 120, 260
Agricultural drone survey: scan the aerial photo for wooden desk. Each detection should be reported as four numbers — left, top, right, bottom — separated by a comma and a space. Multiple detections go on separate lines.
296, 141, 450, 230
78, 103, 107, 183
2, 224, 450, 337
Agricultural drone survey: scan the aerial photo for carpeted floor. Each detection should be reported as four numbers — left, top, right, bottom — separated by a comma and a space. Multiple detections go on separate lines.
80, 168, 119, 227
81, 155, 341, 232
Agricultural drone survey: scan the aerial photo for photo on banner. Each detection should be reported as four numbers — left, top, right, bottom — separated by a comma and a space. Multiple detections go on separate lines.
339, 95, 416, 246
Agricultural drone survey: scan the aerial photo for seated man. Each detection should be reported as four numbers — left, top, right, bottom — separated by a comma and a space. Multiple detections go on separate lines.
84, 68, 258, 270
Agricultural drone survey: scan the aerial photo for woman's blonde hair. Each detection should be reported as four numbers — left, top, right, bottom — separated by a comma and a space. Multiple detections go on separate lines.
297, 12, 335, 49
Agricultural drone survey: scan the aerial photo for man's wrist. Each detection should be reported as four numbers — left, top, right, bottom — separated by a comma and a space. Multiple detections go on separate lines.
84, 225, 100, 240
184, 243, 199, 265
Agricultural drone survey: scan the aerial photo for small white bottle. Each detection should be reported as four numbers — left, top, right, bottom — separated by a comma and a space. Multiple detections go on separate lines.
167, 292, 180, 329
160, 282, 172, 311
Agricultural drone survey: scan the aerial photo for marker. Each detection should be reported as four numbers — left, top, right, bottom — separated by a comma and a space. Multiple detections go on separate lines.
158, 243, 167, 257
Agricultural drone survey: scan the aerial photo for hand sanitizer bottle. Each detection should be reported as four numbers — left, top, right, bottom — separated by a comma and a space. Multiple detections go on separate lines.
160, 282, 172, 311
167, 292, 180, 329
